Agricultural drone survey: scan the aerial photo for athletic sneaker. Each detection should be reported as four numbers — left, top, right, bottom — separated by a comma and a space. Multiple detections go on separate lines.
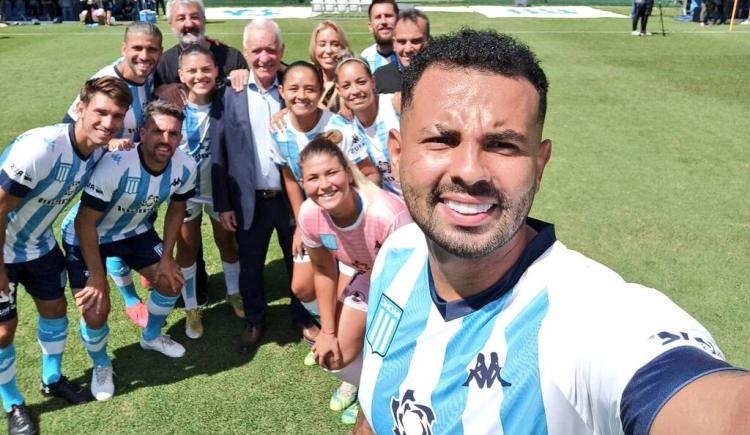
340, 401, 359, 425
125, 302, 148, 328
6, 404, 37, 435
643, 31, 652, 36
91, 365, 114, 401
303, 350, 316, 367
140, 334, 186, 358
741, 20, 750, 25
329, 382, 357, 411
185, 309, 203, 339
40, 376, 93, 404
631, 30, 640, 35
225, 293, 245, 319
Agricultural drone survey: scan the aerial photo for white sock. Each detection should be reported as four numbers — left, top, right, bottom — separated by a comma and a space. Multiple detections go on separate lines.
222, 261, 240, 296
300, 299, 320, 318
180, 263, 198, 310
328, 352, 363, 386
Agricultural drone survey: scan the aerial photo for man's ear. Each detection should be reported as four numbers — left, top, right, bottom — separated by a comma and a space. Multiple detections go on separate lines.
535, 139, 552, 192
387, 128, 402, 183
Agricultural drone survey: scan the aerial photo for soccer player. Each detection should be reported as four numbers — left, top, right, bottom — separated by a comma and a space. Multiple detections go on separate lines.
357, 29, 750, 434
361, 0, 398, 73
174, 45, 240, 339
0, 76, 131, 435
335, 57, 401, 195
66, 101, 196, 401
62, 21, 164, 330
297, 133, 411, 424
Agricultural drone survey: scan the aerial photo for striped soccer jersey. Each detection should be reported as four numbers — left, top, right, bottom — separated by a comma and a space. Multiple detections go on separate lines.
179, 101, 212, 200
70, 144, 196, 244
298, 189, 411, 277
0, 124, 104, 263
65, 58, 153, 141
361, 44, 398, 74
360, 219, 733, 435
271, 110, 368, 181
354, 93, 401, 195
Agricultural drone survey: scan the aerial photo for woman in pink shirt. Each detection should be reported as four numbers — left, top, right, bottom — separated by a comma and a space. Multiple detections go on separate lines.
297, 131, 411, 421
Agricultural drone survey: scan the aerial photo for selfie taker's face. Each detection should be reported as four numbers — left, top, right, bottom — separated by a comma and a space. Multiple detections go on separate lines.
396, 67, 550, 259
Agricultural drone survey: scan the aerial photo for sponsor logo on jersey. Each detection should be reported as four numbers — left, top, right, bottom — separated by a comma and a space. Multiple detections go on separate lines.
171, 178, 181, 187
391, 389, 435, 435
55, 164, 72, 182
9, 163, 32, 182
124, 177, 140, 194
463, 352, 512, 389
366, 294, 402, 357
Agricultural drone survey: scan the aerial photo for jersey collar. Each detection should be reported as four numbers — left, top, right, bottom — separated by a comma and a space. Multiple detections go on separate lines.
429, 217, 556, 321
68, 123, 90, 161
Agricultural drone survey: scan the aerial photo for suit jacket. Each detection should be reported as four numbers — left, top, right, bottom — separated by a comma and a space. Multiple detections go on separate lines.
212, 85, 258, 231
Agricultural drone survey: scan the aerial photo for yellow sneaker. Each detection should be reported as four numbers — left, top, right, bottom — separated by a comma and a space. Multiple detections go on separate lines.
226, 293, 245, 319
185, 309, 203, 339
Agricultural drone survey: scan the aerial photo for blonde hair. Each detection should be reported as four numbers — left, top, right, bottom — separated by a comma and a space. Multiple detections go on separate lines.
308, 21, 352, 71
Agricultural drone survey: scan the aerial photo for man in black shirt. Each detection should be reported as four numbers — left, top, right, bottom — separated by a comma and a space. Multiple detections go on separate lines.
374, 9, 430, 94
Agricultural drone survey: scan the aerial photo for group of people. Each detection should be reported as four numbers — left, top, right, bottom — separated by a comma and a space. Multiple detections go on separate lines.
1, 0, 748, 434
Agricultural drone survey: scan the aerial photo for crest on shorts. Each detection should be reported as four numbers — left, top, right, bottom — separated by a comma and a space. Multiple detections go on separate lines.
124, 177, 140, 194
320, 234, 337, 250
55, 164, 72, 182
366, 294, 402, 357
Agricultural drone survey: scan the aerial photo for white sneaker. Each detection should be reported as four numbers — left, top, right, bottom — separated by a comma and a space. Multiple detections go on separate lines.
140, 334, 186, 358
741, 20, 750, 25
184, 309, 203, 339
91, 365, 114, 401
631, 30, 641, 36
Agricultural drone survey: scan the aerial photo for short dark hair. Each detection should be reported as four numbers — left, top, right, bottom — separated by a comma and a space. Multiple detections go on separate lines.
283, 60, 324, 90
124, 21, 163, 45
397, 8, 430, 40
79, 76, 132, 110
368, 0, 398, 19
142, 100, 184, 128
402, 28, 548, 124
178, 43, 216, 67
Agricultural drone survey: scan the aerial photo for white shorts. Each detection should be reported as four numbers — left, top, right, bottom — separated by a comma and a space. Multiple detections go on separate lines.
184, 196, 218, 223
338, 272, 369, 312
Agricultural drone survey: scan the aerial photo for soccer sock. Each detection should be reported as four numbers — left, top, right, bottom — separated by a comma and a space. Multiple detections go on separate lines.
0, 345, 23, 412
180, 263, 198, 310
79, 319, 111, 367
143, 291, 179, 341
222, 261, 240, 296
300, 300, 320, 323
38, 316, 67, 385
106, 256, 141, 308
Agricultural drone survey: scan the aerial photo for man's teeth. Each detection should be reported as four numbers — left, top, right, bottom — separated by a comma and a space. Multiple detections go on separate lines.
444, 200, 492, 215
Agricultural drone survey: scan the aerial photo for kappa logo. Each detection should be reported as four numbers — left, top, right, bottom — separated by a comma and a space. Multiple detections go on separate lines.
391, 390, 435, 435
463, 352, 512, 389
111, 154, 122, 165
366, 294, 402, 356
171, 178, 181, 187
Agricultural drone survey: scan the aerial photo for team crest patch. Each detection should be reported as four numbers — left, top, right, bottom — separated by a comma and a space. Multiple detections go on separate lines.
124, 177, 140, 194
391, 389, 436, 435
320, 234, 337, 250
366, 294, 402, 357
55, 164, 72, 182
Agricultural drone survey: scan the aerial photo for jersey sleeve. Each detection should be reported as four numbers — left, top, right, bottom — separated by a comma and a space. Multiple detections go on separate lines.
298, 199, 322, 249
270, 130, 288, 167
545, 273, 735, 435
0, 131, 55, 197
171, 157, 197, 201
81, 156, 118, 211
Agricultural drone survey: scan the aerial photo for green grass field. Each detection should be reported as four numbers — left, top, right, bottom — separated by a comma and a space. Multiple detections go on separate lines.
0, 8, 748, 433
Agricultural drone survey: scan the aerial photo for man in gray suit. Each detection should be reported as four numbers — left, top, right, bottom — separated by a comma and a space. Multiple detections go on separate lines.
212, 18, 318, 353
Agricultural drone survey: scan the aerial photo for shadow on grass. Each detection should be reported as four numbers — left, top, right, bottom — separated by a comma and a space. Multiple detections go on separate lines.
27, 257, 306, 416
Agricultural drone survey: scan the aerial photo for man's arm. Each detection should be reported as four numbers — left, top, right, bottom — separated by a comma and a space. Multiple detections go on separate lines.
73, 203, 108, 313
155, 199, 188, 294
212, 87, 233, 215
0, 189, 22, 295
650, 370, 750, 435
